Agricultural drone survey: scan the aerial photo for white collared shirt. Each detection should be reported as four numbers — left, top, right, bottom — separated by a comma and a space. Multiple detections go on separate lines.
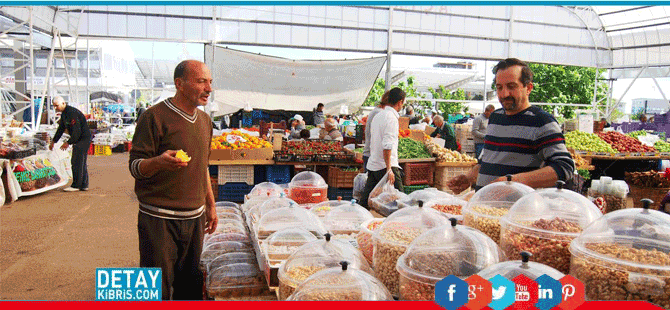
367, 106, 400, 171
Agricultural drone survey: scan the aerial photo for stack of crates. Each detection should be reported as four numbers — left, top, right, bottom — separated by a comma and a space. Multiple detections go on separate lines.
326, 166, 359, 201
217, 165, 254, 202
218, 182, 252, 202
209, 165, 218, 200
454, 124, 475, 154
94, 145, 112, 156
266, 165, 291, 184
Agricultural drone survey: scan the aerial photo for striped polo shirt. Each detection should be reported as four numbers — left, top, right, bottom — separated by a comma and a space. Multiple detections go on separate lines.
476, 106, 575, 190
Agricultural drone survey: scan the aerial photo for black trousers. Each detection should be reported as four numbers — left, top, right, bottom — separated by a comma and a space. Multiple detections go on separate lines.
71, 139, 90, 189
138, 211, 206, 300
360, 167, 404, 208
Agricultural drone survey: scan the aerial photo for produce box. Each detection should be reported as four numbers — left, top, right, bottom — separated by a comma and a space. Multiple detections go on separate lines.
409, 130, 425, 142
433, 163, 476, 191
401, 162, 434, 186
218, 182, 253, 202
424, 126, 436, 136
266, 165, 291, 184
218, 165, 254, 185
209, 147, 274, 161
327, 166, 359, 188
399, 117, 410, 131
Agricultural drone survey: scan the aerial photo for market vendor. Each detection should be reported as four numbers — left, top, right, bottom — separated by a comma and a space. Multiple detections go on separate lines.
447, 58, 574, 193
360, 87, 406, 208
472, 105, 495, 158
50, 96, 91, 192
319, 117, 344, 141
430, 115, 458, 151
313, 103, 325, 127
289, 114, 306, 140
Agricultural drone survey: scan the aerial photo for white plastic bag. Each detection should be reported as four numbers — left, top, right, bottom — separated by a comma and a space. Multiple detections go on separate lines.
638, 134, 660, 147
352, 172, 368, 201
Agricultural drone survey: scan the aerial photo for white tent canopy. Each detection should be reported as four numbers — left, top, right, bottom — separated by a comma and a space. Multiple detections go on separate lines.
205, 45, 386, 117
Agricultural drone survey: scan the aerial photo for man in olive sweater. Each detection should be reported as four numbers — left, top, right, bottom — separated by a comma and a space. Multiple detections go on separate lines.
50, 96, 91, 191
129, 60, 218, 300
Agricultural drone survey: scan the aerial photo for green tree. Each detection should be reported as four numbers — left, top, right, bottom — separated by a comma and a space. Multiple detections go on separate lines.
363, 76, 431, 112
363, 78, 386, 107
428, 86, 467, 115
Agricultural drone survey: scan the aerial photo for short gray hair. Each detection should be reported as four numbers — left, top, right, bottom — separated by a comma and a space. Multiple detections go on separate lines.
405, 106, 414, 115
325, 118, 337, 127
485, 104, 495, 112
53, 96, 65, 105
433, 115, 444, 123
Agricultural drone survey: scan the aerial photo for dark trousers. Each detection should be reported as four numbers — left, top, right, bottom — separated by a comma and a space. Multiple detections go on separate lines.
475, 143, 485, 160
71, 139, 90, 189
138, 211, 206, 300
360, 167, 404, 208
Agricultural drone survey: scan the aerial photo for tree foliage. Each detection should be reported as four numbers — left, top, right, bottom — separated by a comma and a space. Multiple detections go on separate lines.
428, 86, 467, 115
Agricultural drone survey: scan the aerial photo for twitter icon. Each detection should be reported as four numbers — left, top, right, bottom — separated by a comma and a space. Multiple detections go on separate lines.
488, 275, 515, 310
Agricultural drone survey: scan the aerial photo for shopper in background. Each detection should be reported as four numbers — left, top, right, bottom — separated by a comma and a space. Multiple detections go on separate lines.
313, 103, 325, 127
129, 60, 218, 300
289, 114, 306, 140
472, 104, 495, 159
319, 117, 344, 141
362, 103, 383, 172
50, 96, 91, 192
447, 58, 574, 193
640, 114, 648, 123
360, 87, 406, 208
299, 129, 310, 140
431, 115, 458, 151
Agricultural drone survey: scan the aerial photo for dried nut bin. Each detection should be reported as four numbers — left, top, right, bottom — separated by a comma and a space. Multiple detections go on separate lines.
500, 181, 602, 274
248, 197, 298, 225
277, 233, 372, 301
207, 252, 257, 273
217, 212, 244, 222
588, 179, 629, 213
288, 171, 329, 205
372, 202, 449, 297
397, 218, 504, 300
263, 228, 319, 261
245, 182, 284, 203
424, 197, 467, 224
200, 241, 254, 268
287, 261, 392, 301
324, 200, 373, 236
398, 187, 454, 209
254, 205, 327, 240
370, 191, 408, 217
204, 232, 250, 246
215, 201, 240, 210
216, 206, 242, 217
311, 199, 348, 218
356, 218, 384, 266
478, 251, 565, 280
570, 199, 670, 309
463, 175, 534, 243
207, 263, 266, 299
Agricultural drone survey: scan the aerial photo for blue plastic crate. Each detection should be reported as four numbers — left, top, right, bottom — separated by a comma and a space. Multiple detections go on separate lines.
254, 165, 267, 184
266, 165, 291, 184
328, 187, 353, 201
218, 182, 252, 202
209, 165, 218, 177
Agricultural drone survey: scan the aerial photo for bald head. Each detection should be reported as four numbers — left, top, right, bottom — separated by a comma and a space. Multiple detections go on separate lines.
433, 115, 444, 127
52, 96, 66, 112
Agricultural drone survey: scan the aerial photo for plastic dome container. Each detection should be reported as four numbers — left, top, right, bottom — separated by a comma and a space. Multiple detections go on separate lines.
255, 205, 327, 240
207, 252, 257, 272
478, 251, 565, 280
397, 219, 505, 300
289, 171, 328, 204
311, 199, 348, 218
324, 200, 373, 235
356, 218, 384, 266
287, 261, 392, 301
204, 231, 250, 246
370, 191, 408, 217
216, 206, 242, 216
211, 219, 247, 236
372, 202, 450, 297
248, 197, 298, 225
217, 212, 243, 222
398, 188, 453, 209
207, 263, 266, 298
263, 228, 319, 262
201, 241, 254, 268
500, 181, 602, 274
245, 182, 283, 203
215, 201, 240, 210
242, 196, 270, 213
424, 197, 467, 224
277, 233, 372, 300
463, 175, 534, 243
570, 199, 670, 308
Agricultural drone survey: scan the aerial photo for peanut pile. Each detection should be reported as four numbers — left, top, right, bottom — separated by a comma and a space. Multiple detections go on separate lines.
278, 265, 325, 300
373, 226, 423, 297
399, 252, 463, 300
501, 218, 582, 274
463, 206, 509, 243
571, 243, 670, 309
356, 220, 383, 266
207, 271, 265, 298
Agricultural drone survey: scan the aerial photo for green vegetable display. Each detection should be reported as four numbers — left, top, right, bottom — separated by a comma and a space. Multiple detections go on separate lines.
655, 140, 670, 152
564, 131, 617, 154
577, 169, 591, 180
626, 130, 648, 139
354, 147, 364, 153
398, 138, 432, 159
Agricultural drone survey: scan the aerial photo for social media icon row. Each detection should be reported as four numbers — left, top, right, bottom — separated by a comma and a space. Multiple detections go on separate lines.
435, 274, 584, 310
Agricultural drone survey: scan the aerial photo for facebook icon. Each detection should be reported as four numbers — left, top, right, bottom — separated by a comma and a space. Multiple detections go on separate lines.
435, 275, 468, 310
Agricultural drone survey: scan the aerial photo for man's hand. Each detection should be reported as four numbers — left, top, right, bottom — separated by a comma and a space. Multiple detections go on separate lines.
447, 174, 471, 194
204, 205, 218, 234
387, 169, 395, 184
49, 141, 54, 151
60, 142, 69, 150
157, 150, 189, 170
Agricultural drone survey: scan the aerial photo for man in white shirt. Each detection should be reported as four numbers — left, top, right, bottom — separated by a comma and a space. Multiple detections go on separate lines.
362, 105, 383, 172
360, 87, 406, 208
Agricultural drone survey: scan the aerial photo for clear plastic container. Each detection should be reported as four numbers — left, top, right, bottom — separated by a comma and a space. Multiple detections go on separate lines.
201, 241, 254, 268
217, 212, 243, 222
424, 197, 467, 224
356, 218, 384, 266
263, 228, 319, 261
277, 233, 372, 300
311, 199, 348, 218
398, 188, 453, 209
207, 263, 266, 298
241, 196, 270, 214
211, 220, 247, 236
500, 181, 602, 274
370, 191, 408, 217
588, 178, 629, 213
255, 205, 327, 240
216, 206, 242, 216
204, 232, 250, 246
207, 252, 257, 272
247, 197, 298, 225
478, 251, 565, 280
570, 199, 670, 308
215, 201, 240, 210
287, 261, 392, 301
372, 202, 449, 297
245, 182, 284, 203
397, 219, 504, 300
324, 200, 373, 235
289, 171, 329, 205
463, 175, 534, 243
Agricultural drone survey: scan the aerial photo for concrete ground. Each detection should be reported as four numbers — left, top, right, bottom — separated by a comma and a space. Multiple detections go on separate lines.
0, 153, 139, 300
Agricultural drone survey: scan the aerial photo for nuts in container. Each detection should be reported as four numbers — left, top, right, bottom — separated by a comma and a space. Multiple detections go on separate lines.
324, 200, 373, 235
570, 200, 670, 309
263, 228, 318, 261
254, 205, 326, 240
463, 175, 534, 243
424, 197, 467, 224
478, 251, 565, 281
397, 219, 504, 300
244, 182, 284, 203
207, 263, 267, 298
287, 261, 392, 301
500, 181, 602, 274
372, 203, 449, 297
356, 218, 384, 266
200, 241, 254, 269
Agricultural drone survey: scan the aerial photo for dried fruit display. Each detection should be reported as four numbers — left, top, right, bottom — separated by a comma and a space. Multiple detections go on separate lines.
279, 266, 324, 300
597, 131, 656, 153
289, 187, 328, 204
625, 171, 670, 187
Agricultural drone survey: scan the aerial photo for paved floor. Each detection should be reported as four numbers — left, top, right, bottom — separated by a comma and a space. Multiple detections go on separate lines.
0, 153, 139, 300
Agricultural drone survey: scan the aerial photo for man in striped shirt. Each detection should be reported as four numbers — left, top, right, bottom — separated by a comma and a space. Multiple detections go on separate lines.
448, 58, 574, 193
